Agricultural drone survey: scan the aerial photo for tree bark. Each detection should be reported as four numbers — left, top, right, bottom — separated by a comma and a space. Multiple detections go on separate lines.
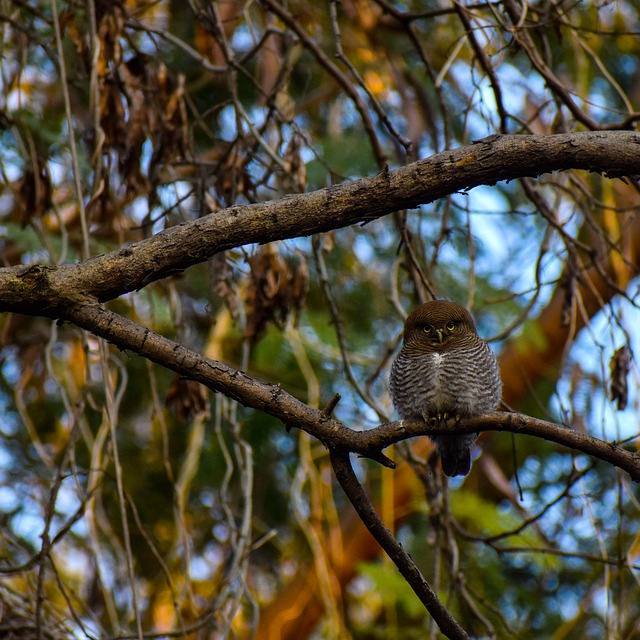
1, 131, 639, 312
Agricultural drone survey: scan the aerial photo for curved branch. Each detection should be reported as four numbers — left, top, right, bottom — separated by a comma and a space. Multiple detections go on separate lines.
0, 131, 639, 313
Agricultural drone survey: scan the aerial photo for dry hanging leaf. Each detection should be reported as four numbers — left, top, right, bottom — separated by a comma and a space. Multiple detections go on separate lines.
210, 252, 240, 321
245, 245, 307, 341
610, 344, 631, 411
166, 376, 209, 422
17, 159, 52, 226
559, 251, 578, 327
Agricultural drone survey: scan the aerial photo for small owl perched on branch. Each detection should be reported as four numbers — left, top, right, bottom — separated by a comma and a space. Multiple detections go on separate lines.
390, 300, 502, 477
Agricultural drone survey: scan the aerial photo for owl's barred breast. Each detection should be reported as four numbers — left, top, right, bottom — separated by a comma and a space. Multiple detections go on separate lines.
390, 339, 501, 420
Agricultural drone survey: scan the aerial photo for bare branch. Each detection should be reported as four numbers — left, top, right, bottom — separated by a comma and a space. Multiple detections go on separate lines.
357, 414, 640, 483
329, 447, 470, 640
52, 300, 640, 483
1, 132, 639, 312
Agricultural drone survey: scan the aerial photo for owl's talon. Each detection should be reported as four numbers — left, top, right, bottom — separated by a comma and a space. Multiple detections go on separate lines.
422, 413, 453, 426
420, 412, 454, 424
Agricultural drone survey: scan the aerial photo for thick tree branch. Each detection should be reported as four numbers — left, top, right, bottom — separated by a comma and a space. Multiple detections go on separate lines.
60, 301, 640, 482
0, 131, 639, 313
329, 448, 470, 640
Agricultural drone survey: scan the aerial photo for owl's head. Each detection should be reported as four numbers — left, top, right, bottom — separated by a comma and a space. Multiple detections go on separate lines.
402, 300, 478, 349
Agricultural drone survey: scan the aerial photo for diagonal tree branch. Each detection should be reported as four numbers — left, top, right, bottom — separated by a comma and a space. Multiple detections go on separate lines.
0, 131, 639, 312
56, 300, 640, 482
329, 447, 470, 640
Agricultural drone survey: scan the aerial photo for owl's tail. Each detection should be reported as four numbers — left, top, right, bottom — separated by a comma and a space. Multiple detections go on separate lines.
430, 434, 478, 477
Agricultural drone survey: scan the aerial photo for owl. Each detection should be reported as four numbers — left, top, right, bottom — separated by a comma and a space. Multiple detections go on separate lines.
389, 300, 502, 477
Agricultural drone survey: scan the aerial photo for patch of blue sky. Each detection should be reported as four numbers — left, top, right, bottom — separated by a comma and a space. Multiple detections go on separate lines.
244, 104, 270, 132
351, 233, 377, 266
127, 192, 152, 231
381, 83, 402, 111
533, 464, 627, 540
496, 62, 547, 120
0, 395, 18, 440
6, 477, 92, 550
518, 479, 600, 548
337, 93, 368, 132
124, 155, 196, 233
617, 53, 638, 79
52, 483, 87, 536
443, 64, 495, 136
218, 104, 239, 141
45, 154, 72, 191
115, 581, 144, 612
448, 58, 549, 138
1, 347, 20, 388
56, 543, 91, 583
0, 133, 23, 181
590, 585, 614, 622
4, 63, 54, 115
10, 508, 44, 547
416, 191, 555, 319
555, 586, 582, 621
158, 178, 195, 213
230, 23, 255, 53
132, 27, 166, 57
189, 555, 214, 581
0, 484, 19, 512
73, 619, 100, 640
299, 136, 316, 166
587, 88, 625, 125
552, 293, 640, 441
450, 189, 520, 276
213, 521, 231, 544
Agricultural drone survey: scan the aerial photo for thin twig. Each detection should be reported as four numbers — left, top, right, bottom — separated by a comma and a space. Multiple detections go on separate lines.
51, 0, 90, 260
312, 235, 389, 421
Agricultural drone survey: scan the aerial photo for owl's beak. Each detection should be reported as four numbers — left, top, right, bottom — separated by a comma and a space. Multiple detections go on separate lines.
436, 329, 444, 343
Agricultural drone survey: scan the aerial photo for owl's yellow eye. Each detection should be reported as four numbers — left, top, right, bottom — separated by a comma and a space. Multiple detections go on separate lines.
446, 322, 455, 331
423, 325, 432, 334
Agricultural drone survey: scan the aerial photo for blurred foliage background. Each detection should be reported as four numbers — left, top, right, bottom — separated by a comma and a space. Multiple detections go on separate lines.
1, 0, 640, 638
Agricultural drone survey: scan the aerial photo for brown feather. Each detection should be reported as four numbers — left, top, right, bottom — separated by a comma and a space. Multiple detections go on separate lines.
389, 300, 502, 477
